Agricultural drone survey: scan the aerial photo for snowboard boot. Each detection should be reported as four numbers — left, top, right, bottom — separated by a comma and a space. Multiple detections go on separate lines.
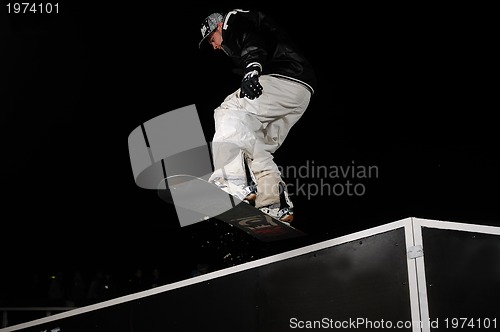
212, 178, 256, 205
259, 182, 294, 223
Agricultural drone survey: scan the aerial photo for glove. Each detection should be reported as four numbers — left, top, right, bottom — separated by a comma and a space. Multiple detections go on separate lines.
240, 67, 263, 99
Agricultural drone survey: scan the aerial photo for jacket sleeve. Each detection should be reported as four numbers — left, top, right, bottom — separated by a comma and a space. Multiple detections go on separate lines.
227, 10, 267, 75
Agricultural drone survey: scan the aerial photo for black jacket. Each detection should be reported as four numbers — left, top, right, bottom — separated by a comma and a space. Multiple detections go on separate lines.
221, 9, 317, 94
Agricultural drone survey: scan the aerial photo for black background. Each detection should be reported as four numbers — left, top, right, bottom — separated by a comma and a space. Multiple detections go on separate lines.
1, 1, 498, 306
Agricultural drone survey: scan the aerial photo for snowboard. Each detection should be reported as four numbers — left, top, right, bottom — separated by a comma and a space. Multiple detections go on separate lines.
157, 174, 306, 242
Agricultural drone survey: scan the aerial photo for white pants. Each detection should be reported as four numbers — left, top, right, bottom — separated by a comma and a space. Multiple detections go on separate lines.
209, 75, 311, 208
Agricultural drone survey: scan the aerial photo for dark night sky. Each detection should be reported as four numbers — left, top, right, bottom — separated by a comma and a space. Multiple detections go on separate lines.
1, 1, 499, 303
